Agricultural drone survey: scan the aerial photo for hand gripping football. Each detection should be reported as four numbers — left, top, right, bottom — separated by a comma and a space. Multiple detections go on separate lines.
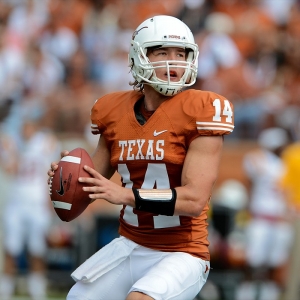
49, 148, 94, 222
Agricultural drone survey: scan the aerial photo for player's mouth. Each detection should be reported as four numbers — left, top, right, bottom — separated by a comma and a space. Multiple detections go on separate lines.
166, 70, 178, 81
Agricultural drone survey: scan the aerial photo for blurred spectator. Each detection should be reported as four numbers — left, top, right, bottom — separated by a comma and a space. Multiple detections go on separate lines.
6, 0, 49, 47
0, 110, 61, 300
209, 179, 248, 267
39, 16, 79, 65
0, 98, 13, 124
47, 0, 91, 36
0, 26, 25, 99
80, 0, 122, 82
0, 1, 12, 26
197, 12, 241, 80
258, 0, 296, 26
236, 127, 294, 300
116, 0, 183, 30
177, 0, 212, 33
98, 30, 134, 93
22, 42, 64, 96
43, 47, 102, 137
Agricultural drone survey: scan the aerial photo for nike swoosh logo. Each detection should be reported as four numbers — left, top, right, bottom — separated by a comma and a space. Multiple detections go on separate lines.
56, 167, 65, 196
153, 130, 168, 136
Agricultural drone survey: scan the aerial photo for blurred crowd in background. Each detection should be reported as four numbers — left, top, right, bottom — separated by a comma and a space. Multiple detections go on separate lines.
1, 0, 300, 299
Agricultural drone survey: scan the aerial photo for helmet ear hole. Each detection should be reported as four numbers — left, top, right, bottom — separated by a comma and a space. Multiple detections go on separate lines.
129, 57, 134, 68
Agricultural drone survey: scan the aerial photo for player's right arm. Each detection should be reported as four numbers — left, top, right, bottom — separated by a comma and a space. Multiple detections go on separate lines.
91, 135, 115, 179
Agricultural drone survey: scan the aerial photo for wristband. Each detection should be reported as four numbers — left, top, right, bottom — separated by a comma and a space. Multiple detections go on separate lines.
133, 188, 177, 216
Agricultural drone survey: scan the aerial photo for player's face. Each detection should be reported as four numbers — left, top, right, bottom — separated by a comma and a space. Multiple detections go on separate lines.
147, 47, 187, 82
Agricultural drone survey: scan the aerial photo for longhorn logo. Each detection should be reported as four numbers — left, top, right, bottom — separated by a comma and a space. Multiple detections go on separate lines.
132, 26, 148, 40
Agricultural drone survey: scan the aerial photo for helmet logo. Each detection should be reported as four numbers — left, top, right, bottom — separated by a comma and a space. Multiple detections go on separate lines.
132, 26, 148, 40
169, 35, 180, 39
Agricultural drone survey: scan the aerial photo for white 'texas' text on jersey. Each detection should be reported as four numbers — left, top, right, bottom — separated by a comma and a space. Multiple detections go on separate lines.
119, 139, 165, 161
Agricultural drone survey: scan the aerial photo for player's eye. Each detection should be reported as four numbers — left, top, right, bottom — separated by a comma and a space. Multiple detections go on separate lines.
153, 50, 167, 56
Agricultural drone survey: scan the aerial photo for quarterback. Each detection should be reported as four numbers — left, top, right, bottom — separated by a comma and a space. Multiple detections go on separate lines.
48, 15, 234, 300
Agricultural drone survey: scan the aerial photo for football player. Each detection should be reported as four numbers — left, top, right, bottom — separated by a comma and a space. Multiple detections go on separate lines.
0, 113, 61, 300
48, 15, 234, 300
237, 127, 293, 300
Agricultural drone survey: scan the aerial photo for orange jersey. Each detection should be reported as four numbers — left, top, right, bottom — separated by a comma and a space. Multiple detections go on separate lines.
91, 89, 234, 260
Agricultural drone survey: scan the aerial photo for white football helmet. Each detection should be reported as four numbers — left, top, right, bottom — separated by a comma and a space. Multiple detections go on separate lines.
129, 15, 199, 96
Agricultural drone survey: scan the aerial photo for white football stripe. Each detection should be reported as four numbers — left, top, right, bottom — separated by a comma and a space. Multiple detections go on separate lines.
52, 201, 72, 210
197, 126, 234, 132
61, 156, 81, 164
196, 121, 235, 129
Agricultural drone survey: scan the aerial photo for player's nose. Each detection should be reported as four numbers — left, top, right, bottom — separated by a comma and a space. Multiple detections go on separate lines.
168, 51, 177, 60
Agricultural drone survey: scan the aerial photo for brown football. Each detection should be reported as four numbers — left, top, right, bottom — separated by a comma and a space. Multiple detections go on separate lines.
49, 148, 94, 222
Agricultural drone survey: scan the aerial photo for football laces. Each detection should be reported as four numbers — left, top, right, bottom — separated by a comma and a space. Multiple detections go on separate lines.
49, 177, 53, 195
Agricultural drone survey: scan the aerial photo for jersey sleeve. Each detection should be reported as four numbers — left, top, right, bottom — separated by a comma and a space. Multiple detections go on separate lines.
90, 92, 121, 135
90, 90, 140, 136
185, 90, 235, 136
91, 97, 105, 135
